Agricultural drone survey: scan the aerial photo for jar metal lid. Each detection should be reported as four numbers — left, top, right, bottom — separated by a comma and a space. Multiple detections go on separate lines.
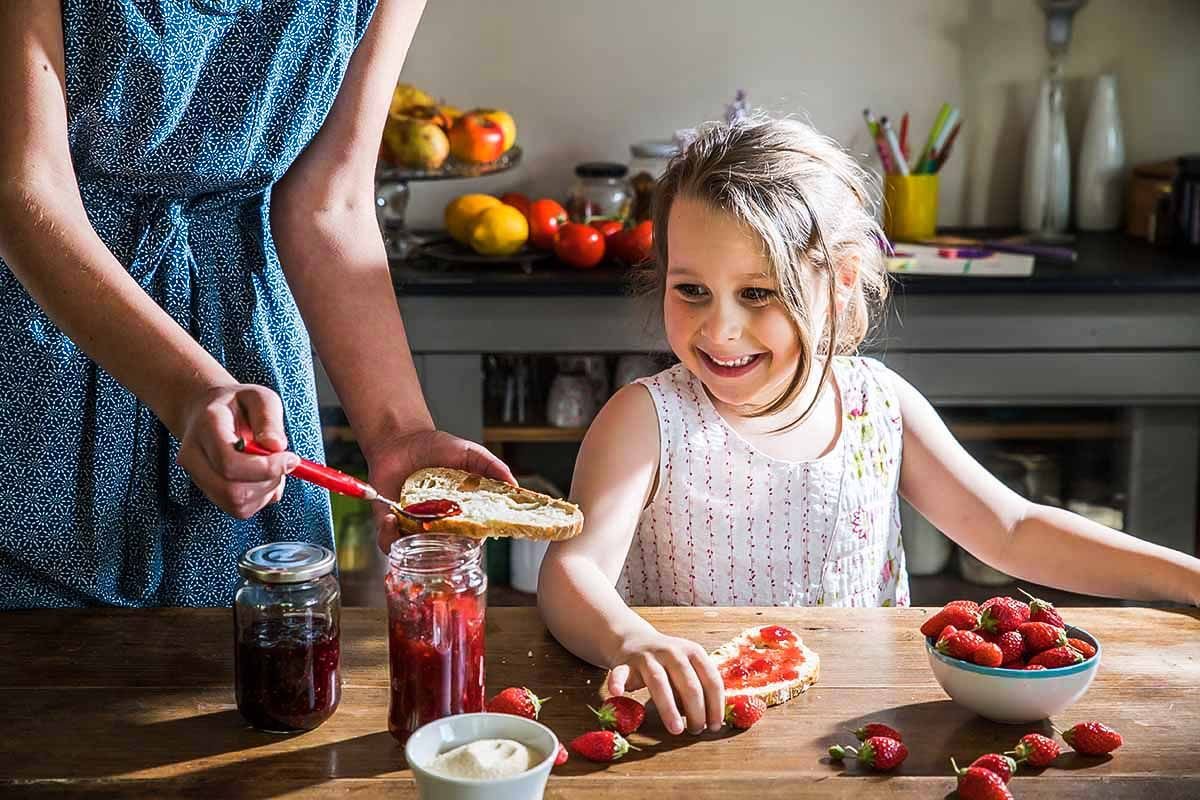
238, 542, 336, 584
630, 140, 679, 159
575, 161, 628, 179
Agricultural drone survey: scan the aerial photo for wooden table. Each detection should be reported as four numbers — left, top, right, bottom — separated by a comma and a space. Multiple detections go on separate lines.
2, 607, 1198, 798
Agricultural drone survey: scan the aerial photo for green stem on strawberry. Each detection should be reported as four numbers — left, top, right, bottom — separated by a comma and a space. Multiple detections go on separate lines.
829, 744, 857, 760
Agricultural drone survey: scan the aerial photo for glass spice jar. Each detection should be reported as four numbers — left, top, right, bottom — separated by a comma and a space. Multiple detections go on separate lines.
565, 162, 632, 223
386, 534, 487, 745
234, 542, 342, 733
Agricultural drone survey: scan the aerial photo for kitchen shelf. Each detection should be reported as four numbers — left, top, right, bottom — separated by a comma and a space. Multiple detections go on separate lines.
483, 425, 590, 443
482, 421, 1122, 445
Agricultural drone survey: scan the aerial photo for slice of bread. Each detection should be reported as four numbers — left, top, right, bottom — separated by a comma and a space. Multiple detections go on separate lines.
711, 625, 821, 707
394, 468, 583, 541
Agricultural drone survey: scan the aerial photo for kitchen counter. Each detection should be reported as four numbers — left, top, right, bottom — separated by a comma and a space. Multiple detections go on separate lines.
390, 232, 1200, 297
2, 607, 1198, 797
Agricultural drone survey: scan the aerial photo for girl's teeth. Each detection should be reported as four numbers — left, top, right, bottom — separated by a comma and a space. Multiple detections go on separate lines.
712, 354, 755, 367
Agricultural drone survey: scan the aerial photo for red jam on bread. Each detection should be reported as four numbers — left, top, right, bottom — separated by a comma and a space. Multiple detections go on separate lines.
720, 625, 807, 690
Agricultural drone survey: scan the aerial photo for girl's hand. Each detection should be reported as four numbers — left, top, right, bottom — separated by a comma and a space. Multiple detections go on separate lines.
366, 429, 516, 554
176, 384, 300, 519
608, 630, 725, 735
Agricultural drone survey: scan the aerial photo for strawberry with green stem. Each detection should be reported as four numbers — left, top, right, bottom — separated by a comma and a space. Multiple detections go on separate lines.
1019, 587, 1066, 628
589, 696, 645, 736
1056, 721, 1124, 755
829, 736, 908, 771
570, 730, 639, 762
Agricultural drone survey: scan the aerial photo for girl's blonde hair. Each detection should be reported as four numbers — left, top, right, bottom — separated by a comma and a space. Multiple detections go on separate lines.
650, 114, 889, 424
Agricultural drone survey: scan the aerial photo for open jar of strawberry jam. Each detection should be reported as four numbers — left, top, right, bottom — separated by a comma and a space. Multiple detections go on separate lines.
386, 534, 486, 745
234, 543, 341, 733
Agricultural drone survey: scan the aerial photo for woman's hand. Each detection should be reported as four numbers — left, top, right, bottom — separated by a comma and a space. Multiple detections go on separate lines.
607, 630, 725, 736
367, 428, 515, 554
176, 384, 299, 519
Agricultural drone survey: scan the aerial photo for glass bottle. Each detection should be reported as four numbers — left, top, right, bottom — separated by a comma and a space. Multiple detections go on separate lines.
565, 162, 632, 223
234, 542, 342, 733
385, 534, 487, 745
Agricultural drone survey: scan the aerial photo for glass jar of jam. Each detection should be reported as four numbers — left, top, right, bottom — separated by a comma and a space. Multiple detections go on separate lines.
234, 542, 341, 733
565, 162, 632, 223
386, 534, 487, 745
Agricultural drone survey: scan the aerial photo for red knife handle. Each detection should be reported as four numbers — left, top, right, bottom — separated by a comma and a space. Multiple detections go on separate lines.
237, 438, 374, 500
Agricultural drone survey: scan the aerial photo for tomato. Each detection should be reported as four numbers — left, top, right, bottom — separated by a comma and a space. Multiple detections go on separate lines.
448, 112, 505, 164
590, 219, 624, 245
609, 220, 654, 266
527, 198, 568, 250
500, 192, 531, 219
554, 222, 605, 269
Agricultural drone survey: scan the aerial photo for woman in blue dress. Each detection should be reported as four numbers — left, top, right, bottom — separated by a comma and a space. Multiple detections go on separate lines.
0, 0, 511, 607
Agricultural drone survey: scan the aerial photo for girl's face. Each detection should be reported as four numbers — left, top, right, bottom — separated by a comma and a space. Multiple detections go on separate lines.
664, 196, 827, 410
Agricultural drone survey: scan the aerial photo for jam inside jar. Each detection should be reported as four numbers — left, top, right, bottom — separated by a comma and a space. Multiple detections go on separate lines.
386, 534, 486, 745
234, 542, 342, 733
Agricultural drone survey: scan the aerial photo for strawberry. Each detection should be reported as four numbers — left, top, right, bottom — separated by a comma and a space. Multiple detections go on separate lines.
978, 629, 1000, 645
973, 642, 1004, 667
937, 625, 959, 648
1007, 733, 1061, 767
948, 599, 982, 613
485, 687, 548, 719
997, 631, 1025, 664
953, 759, 1015, 800
829, 736, 907, 771
1019, 587, 1066, 628
1058, 721, 1124, 755
1018, 621, 1068, 654
590, 696, 646, 735
969, 753, 1018, 783
979, 597, 1030, 634
853, 722, 902, 743
936, 629, 986, 661
570, 730, 637, 762
1023, 664, 1046, 670
724, 695, 767, 730
1067, 637, 1097, 660
920, 603, 982, 637
1027, 645, 1084, 669
554, 743, 568, 766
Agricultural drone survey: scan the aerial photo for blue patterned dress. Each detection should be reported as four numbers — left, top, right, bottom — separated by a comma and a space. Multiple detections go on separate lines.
0, 0, 377, 607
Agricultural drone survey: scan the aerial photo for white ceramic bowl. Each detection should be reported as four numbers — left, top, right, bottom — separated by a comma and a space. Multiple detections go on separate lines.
926, 626, 1101, 724
405, 713, 558, 800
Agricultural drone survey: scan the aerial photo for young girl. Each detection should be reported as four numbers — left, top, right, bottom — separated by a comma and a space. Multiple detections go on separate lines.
537, 116, 1200, 737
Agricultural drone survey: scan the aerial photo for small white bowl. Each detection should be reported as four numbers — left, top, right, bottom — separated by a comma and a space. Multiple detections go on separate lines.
926, 626, 1101, 724
405, 713, 558, 800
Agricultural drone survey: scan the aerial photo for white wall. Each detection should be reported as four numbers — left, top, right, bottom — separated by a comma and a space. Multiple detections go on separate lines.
395, 0, 1200, 230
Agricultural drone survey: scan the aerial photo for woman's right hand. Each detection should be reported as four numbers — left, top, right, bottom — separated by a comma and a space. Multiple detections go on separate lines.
175, 384, 300, 519
607, 630, 726, 736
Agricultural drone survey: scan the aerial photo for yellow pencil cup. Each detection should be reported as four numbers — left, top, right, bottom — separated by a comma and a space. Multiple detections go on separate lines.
883, 174, 939, 243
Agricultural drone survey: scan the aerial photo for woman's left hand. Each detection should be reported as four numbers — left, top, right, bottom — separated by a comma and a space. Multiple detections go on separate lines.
366, 429, 515, 553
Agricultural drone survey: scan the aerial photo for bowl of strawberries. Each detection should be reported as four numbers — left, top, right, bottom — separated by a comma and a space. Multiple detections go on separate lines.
921, 590, 1101, 724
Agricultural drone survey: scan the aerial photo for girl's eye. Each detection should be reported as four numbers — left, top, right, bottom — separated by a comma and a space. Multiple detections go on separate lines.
741, 287, 775, 304
673, 283, 708, 300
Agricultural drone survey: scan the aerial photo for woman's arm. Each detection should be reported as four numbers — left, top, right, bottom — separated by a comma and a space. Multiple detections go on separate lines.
538, 385, 725, 735
270, 0, 511, 547
892, 370, 1200, 606
0, 2, 295, 518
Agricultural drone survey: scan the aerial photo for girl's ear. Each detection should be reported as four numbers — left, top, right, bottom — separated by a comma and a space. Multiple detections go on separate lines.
834, 254, 861, 315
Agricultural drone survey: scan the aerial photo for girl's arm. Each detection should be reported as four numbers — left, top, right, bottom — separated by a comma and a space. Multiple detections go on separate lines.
0, 2, 296, 518
270, 0, 511, 548
891, 370, 1200, 606
538, 385, 725, 734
